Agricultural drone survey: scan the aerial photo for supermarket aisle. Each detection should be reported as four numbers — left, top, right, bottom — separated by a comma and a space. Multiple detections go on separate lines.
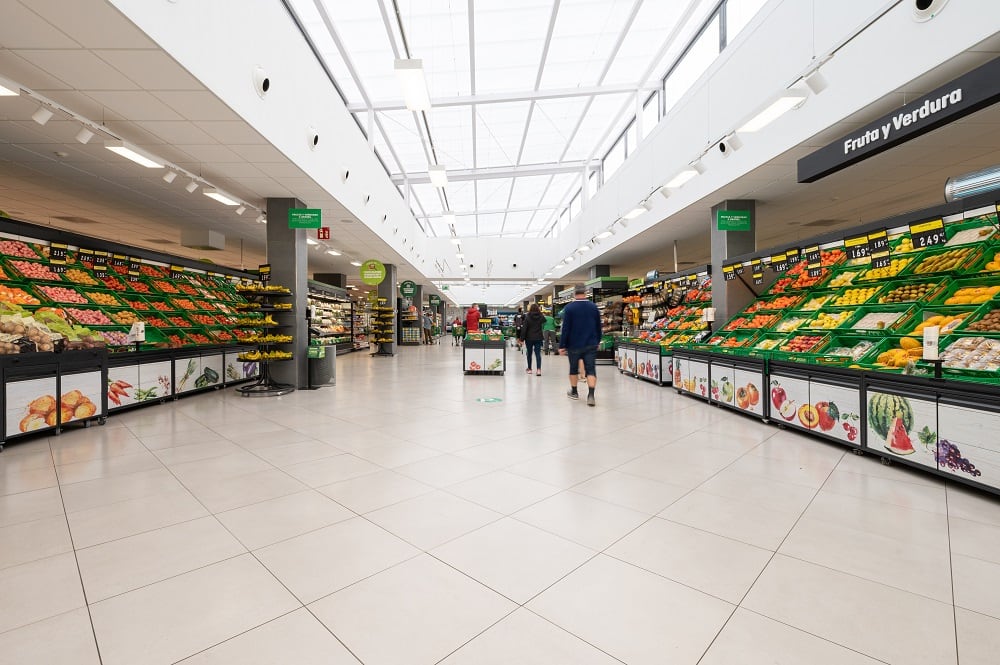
1, 343, 999, 665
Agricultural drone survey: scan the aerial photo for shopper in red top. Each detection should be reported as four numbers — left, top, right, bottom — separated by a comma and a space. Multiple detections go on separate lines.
465, 304, 481, 334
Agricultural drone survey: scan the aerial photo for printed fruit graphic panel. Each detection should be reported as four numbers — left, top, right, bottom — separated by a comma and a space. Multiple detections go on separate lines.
733, 368, 764, 415
711, 364, 735, 404
663, 358, 673, 385
673, 356, 688, 391
769, 374, 809, 427
59, 372, 102, 424
107, 365, 140, 409
137, 360, 172, 401
689, 360, 710, 398
483, 348, 504, 371
937, 403, 1000, 484
866, 390, 937, 470
808, 381, 861, 445
5, 376, 58, 437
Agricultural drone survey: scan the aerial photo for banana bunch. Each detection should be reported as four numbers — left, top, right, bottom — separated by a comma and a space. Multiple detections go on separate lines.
236, 350, 292, 361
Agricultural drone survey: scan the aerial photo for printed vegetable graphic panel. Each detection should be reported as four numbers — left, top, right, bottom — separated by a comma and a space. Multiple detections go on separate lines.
937, 403, 1000, 484
866, 390, 937, 469
137, 361, 172, 401
195, 355, 224, 389
107, 365, 140, 408
711, 365, 735, 404
808, 381, 861, 445
174, 357, 201, 393
59, 372, 102, 424
5, 377, 58, 437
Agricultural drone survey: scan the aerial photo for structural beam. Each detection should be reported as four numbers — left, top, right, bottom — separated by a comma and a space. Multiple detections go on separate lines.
392, 160, 599, 185
346, 83, 657, 113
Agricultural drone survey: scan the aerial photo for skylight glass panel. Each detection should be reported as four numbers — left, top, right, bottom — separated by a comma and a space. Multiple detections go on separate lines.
477, 212, 506, 236
561, 93, 631, 161
427, 217, 451, 238
519, 98, 589, 164
426, 106, 474, 170
315, 1, 398, 100
726, 0, 769, 44
503, 210, 536, 236
474, 1, 552, 93
397, 0, 472, 98
540, 0, 632, 89
540, 173, 581, 207
475, 101, 531, 168
663, 15, 720, 116
602, 0, 690, 85
379, 110, 430, 173
477, 178, 513, 212
508, 174, 555, 211
641, 92, 659, 140
409, 183, 444, 217
648, 0, 719, 84
445, 180, 477, 213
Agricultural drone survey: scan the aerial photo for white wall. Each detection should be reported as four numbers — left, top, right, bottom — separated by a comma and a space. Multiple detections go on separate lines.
561, 0, 1000, 277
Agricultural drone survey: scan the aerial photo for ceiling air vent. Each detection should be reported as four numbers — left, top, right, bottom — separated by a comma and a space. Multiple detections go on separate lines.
180, 229, 225, 251
54, 215, 100, 224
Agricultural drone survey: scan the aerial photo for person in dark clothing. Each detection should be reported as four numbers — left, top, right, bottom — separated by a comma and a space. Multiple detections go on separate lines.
519, 303, 546, 375
512, 307, 525, 350
558, 284, 602, 406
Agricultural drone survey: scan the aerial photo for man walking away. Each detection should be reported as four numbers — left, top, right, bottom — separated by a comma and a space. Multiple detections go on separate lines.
465, 304, 481, 335
422, 311, 433, 344
559, 284, 602, 406
519, 304, 546, 375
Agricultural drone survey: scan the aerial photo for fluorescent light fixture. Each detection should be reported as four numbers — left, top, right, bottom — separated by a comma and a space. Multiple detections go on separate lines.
326, 249, 341, 256
162, 170, 177, 183
441, 211, 456, 225
596, 230, 613, 240
350, 260, 362, 267
0, 75, 20, 96
449, 237, 461, 244
32, 106, 53, 125
306, 238, 319, 246
656, 185, 670, 199
105, 141, 164, 168
665, 169, 698, 188
738, 93, 807, 132
623, 201, 650, 219
202, 188, 239, 205
428, 165, 448, 188
566, 255, 575, 263
394, 58, 431, 111
577, 245, 591, 253
185, 180, 199, 193
75, 127, 94, 144
455, 253, 464, 259
545, 272, 553, 276
235, 205, 245, 215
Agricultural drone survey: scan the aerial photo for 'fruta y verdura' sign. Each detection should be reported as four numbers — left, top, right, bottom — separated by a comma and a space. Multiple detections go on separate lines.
798, 56, 1000, 183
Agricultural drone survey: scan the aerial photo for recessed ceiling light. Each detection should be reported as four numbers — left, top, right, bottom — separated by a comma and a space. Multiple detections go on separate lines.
202, 188, 239, 205
428, 165, 448, 188
738, 93, 807, 132
306, 238, 318, 246
350, 260, 362, 267
596, 230, 613, 239
577, 245, 591, 253
326, 249, 341, 256
623, 201, 650, 219
393, 58, 431, 111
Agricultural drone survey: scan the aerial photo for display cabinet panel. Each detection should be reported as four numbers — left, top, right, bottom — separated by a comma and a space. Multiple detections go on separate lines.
661, 355, 673, 386
5, 376, 59, 437
866, 389, 938, 470
688, 360, 710, 399
710, 361, 736, 406
937, 403, 1000, 486
808, 380, 862, 446
733, 367, 764, 416
198, 354, 224, 390
768, 373, 811, 429
137, 361, 172, 402
107, 364, 140, 409
59, 371, 103, 425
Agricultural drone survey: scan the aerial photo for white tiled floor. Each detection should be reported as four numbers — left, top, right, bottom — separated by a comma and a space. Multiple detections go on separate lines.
1, 343, 1000, 664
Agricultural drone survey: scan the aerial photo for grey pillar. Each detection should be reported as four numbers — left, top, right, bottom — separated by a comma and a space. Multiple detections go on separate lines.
266, 197, 308, 389
710, 199, 756, 325
589, 265, 610, 279
413, 285, 424, 311
376, 263, 398, 355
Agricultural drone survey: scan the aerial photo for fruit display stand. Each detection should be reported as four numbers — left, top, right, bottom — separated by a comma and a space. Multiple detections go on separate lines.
370, 298, 395, 356
307, 281, 354, 355
667, 202, 1000, 495
233, 285, 295, 397
462, 333, 505, 375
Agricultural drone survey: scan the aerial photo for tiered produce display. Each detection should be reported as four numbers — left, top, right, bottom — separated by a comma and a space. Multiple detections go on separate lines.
670, 207, 1000, 495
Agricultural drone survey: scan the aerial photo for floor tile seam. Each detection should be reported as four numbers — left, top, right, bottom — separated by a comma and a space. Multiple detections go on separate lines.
813, 484, 950, 520
562, 487, 680, 517
318, 483, 438, 516
512, 608, 630, 665
722, 607, 893, 665
162, 606, 312, 665
227, 503, 362, 552
62, 481, 196, 517
0, 477, 58, 498
944, 485, 962, 665
53, 457, 170, 489
680, 482, 817, 518
781, 510, 954, 554
149, 443, 250, 465
298, 546, 427, 608
71, 511, 217, 552
648, 515, 779, 554
50, 448, 107, 665
598, 549, 753, 608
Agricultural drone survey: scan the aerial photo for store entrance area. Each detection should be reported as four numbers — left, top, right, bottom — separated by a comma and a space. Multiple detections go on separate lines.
0, 343, 997, 664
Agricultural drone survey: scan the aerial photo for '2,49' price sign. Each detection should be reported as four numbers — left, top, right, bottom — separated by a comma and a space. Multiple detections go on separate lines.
909, 218, 946, 249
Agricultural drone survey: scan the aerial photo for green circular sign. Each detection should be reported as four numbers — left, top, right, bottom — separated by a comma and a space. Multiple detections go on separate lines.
360, 259, 386, 286
399, 280, 417, 297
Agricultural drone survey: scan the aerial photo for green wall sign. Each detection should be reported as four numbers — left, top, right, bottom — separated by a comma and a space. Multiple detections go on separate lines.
288, 208, 322, 229
429, 294, 441, 305
399, 280, 417, 297
716, 209, 752, 232
360, 259, 386, 285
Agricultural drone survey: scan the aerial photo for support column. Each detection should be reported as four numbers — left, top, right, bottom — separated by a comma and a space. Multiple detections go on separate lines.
376, 263, 398, 355
589, 265, 610, 279
266, 197, 308, 389
710, 199, 756, 325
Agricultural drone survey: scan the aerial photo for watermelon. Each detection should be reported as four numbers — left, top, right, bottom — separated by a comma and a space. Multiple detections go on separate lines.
885, 416, 915, 455
868, 393, 914, 439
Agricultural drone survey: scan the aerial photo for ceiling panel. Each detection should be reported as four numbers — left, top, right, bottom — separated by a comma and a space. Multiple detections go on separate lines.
0, 2, 80, 49
94, 50, 202, 91
13, 50, 140, 91
25, 0, 156, 49
152, 91, 241, 122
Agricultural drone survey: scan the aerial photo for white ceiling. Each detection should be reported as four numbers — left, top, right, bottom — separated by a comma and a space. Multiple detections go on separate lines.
0, 0, 997, 309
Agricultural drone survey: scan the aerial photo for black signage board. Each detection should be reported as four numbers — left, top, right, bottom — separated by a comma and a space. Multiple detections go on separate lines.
868, 230, 891, 269
259, 263, 272, 283
769, 253, 788, 273
751, 259, 763, 286
49, 243, 67, 273
798, 56, 1000, 182
93, 251, 108, 273
111, 253, 127, 267
170, 265, 185, 280
722, 264, 737, 281
844, 233, 870, 260
909, 218, 947, 249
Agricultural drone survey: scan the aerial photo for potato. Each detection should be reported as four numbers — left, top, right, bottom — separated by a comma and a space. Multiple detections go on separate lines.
61, 390, 84, 408
74, 401, 96, 419
60, 405, 74, 423
28, 395, 56, 414
19, 413, 47, 432
45, 411, 59, 427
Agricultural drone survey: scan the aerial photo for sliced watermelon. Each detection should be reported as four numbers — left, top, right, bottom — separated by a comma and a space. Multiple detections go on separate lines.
885, 416, 915, 455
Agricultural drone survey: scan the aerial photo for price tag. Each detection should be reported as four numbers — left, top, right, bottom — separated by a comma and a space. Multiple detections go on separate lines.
722, 264, 737, 281
807, 261, 823, 278
111, 253, 127, 267
687, 274, 698, 285
735, 263, 745, 275
751, 259, 763, 286
868, 229, 891, 269
909, 218, 946, 249
259, 263, 271, 283
169, 264, 185, 280
769, 252, 788, 273
48, 243, 67, 273
844, 233, 870, 260
93, 251, 108, 273
79, 248, 94, 265
804, 245, 821, 264
785, 247, 801, 264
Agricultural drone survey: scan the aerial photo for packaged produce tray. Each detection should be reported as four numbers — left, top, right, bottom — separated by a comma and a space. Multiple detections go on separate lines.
903, 244, 983, 277
897, 305, 981, 337
798, 290, 838, 311
847, 304, 916, 335
773, 312, 814, 334
812, 335, 887, 366
765, 333, 831, 360
955, 305, 1000, 334
803, 308, 857, 331
826, 265, 866, 288
932, 334, 1000, 383
942, 214, 998, 247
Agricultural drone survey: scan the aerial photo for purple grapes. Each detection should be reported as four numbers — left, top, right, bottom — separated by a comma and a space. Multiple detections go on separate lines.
935, 439, 982, 477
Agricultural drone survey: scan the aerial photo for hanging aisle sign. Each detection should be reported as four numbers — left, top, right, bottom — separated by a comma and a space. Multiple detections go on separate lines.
399, 280, 417, 297
288, 208, 322, 229
868, 230, 891, 269
716, 210, 752, 231
360, 259, 387, 285
909, 218, 946, 249
48, 243, 67, 273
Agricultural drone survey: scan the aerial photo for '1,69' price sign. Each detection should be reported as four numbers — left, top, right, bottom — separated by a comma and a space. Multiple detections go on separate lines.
909, 218, 946, 249
844, 234, 870, 260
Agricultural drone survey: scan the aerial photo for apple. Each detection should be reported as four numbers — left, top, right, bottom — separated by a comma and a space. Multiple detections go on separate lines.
815, 401, 840, 432
771, 386, 787, 410
779, 399, 797, 421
